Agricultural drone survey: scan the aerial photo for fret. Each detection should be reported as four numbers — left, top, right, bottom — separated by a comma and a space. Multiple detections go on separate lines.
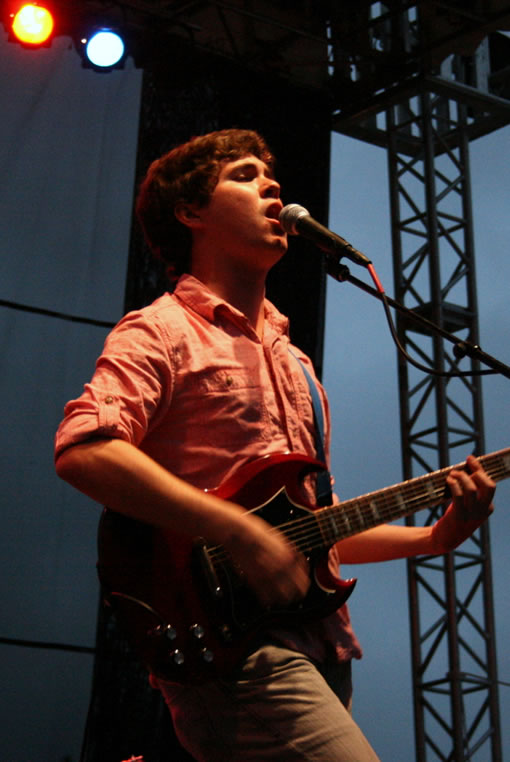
354, 500, 365, 526
367, 499, 381, 523
394, 489, 406, 513
317, 507, 351, 546
489, 451, 510, 480
318, 511, 342, 546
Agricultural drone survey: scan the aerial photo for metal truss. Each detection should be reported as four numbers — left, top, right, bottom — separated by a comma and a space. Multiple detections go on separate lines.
327, 6, 509, 758
384, 80, 502, 760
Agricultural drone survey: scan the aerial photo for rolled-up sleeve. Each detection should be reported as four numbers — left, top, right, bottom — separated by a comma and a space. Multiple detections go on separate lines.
54, 310, 174, 460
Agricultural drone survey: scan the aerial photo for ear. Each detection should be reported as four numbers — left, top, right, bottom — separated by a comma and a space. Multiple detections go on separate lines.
174, 201, 203, 229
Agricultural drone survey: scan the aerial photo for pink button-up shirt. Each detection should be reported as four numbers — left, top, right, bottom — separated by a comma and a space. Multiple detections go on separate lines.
55, 274, 362, 662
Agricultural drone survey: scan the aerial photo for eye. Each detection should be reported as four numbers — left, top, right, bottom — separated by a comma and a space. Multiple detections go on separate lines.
234, 169, 253, 181
231, 163, 258, 182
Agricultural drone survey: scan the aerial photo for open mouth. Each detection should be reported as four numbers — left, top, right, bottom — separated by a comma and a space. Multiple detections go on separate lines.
265, 201, 283, 221
265, 202, 286, 234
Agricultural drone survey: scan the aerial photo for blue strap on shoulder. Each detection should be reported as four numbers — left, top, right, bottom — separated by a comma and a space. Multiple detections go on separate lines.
290, 351, 333, 506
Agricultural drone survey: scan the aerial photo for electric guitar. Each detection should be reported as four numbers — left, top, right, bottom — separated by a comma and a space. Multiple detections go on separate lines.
97, 448, 510, 684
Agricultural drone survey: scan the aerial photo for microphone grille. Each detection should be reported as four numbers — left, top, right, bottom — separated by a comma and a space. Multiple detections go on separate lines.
279, 204, 310, 235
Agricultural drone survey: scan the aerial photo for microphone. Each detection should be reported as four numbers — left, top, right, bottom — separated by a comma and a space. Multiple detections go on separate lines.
279, 204, 371, 269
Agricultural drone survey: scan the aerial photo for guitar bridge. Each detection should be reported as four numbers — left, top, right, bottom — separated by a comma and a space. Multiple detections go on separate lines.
193, 539, 224, 599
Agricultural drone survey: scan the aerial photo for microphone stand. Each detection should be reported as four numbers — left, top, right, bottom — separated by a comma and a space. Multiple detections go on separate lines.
326, 258, 510, 380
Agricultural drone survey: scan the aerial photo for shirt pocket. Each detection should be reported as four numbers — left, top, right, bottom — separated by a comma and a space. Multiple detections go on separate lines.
173, 367, 271, 446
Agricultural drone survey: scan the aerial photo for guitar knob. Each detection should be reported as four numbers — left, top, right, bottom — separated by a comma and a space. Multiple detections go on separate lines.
201, 648, 214, 663
163, 624, 177, 641
219, 624, 233, 642
171, 649, 185, 666
190, 623, 205, 640
149, 624, 177, 641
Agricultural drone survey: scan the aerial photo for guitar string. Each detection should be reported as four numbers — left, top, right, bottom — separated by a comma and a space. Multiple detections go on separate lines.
288, 453, 508, 550
207, 458, 508, 564
207, 454, 508, 565
311, 459, 505, 547
208, 460, 507, 565
283, 457, 507, 553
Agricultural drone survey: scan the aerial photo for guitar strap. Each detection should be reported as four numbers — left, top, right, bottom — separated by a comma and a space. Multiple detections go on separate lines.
290, 350, 333, 506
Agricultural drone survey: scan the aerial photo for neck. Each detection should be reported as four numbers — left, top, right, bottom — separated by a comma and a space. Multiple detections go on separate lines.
191, 258, 268, 339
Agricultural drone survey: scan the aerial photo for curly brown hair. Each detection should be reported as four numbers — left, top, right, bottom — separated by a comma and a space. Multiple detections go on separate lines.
135, 129, 275, 282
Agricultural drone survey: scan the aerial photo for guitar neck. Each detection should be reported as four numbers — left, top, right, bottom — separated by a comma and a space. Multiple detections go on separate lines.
310, 448, 510, 550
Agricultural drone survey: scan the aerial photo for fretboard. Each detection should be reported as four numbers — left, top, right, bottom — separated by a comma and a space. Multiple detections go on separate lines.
288, 448, 510, 553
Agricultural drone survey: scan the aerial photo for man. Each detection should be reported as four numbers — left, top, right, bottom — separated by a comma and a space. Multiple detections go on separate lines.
55, 129, 495, 761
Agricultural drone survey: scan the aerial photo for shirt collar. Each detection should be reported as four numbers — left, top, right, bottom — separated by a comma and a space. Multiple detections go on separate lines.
173, 273, 289, 339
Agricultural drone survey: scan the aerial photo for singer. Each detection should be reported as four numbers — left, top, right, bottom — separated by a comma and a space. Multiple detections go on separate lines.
54, 129, 495, 762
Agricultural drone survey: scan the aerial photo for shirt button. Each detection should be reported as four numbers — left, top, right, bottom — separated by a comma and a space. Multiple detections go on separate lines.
225, 376, 233, 387
104, 396, 114, 404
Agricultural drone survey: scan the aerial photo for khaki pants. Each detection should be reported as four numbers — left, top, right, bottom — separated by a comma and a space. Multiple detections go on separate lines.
156, 644, 380, 761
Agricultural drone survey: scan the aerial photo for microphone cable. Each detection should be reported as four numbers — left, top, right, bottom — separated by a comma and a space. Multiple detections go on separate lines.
363, 262, 499, 379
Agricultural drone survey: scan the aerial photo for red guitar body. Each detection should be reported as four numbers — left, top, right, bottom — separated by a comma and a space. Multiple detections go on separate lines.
97, 445, 510, 683
97, 453, 355, 684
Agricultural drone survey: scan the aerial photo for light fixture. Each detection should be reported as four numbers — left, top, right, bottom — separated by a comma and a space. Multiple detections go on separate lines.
11, 3, 54, 46
3, 5, 138, 70
81, 28, 126, 70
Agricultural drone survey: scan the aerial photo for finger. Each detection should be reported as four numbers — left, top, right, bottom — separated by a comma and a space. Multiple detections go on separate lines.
246, 551, 310, 607
257, 576, 306, 608
270, 557, 309, 605
465, 455, 496, 499
448, 466, 494, 520
447, 469, 472, 520
465, 457, 496, 516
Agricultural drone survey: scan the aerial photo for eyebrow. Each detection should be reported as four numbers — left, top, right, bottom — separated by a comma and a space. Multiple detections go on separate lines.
229, 159, 275, 180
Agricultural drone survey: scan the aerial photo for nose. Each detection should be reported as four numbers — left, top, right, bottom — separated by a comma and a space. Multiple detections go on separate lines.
261, 176, 280, 199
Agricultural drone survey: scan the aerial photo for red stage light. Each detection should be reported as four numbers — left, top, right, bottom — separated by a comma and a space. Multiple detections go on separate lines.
11, 3, 54, 46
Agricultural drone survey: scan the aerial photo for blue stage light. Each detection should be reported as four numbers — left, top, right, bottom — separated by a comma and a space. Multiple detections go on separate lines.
84, 29, 125, 69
